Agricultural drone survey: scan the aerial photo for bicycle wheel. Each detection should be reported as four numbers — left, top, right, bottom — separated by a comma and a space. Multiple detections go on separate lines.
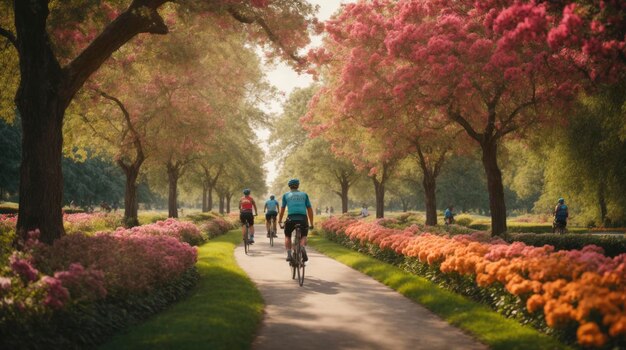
269, 224, 274, 247
295, 228, 305, 286
243, 224, 249, 255
291, 253, 296, 280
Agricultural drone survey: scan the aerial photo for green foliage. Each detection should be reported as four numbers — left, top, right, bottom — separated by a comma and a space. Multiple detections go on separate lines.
535, 85, 626, 227
102, 231, 263, 350
507, 233, 626, 258
62, 155, 125, 207
0, 268, 199, 349
454, 214, 474, 227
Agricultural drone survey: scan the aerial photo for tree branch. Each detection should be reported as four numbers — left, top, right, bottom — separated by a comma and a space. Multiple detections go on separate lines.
447, 104, 481, 141
61, 1, 169, 106
98, 89, 145, 165
228, 6, 304, 65
0, 26, 17, 49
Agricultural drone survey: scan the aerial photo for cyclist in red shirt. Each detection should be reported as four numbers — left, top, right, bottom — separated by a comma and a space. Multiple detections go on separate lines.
239, 188, 258, 243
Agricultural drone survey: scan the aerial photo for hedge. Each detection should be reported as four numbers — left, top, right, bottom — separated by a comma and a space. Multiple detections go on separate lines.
507, 233, 626, 257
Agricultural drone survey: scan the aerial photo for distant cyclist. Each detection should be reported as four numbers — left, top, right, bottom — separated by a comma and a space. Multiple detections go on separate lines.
278, 179, 314, 262
444, 205, 455, 225
239, 188, 258, 244
264, 195, 280, 238
553, 198, 568, 232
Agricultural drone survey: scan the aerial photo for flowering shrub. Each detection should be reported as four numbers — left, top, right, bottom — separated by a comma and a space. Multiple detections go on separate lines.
107, 218, 207, 246
321, 217, 626, 348
0, 222, 199, 348
199, 216, 236, 239
0, 215, 17, 263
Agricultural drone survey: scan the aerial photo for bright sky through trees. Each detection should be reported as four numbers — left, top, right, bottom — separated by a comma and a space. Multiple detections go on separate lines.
259, 0, 346, 186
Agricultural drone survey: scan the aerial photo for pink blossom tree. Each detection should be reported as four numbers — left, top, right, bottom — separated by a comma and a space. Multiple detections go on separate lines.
309, 0, 461, 225
384, 0, 581, 235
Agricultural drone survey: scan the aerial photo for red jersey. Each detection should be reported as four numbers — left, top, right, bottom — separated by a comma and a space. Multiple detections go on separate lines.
240, 196, 255, 212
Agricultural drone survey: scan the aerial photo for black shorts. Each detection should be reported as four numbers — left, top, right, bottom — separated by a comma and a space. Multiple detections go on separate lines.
265, 212, 278, 220
284, 219, 308, 238
240, 212, 254, 226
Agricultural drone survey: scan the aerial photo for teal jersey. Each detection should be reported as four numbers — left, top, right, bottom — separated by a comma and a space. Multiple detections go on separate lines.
281, 190, 312, 217
265, 199, 279, 213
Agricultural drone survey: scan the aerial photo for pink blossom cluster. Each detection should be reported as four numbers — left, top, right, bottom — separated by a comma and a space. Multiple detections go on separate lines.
34, 231, 197, 295
321, 217, 626, 347
0, 215, 16, 232
1, 221, 197, 317
200, 217, 235, 237
1, 250, 106, 313
106, 218, 206, 246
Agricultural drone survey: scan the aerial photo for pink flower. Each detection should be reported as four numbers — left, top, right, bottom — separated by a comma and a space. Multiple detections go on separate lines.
10, 254, 39, 282
41, 276, 69, 309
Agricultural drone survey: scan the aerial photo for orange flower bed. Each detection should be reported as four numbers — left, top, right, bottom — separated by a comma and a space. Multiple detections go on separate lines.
322, 217, 626, 348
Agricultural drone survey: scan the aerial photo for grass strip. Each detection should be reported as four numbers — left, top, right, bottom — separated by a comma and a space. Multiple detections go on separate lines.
101, 230, 263, 350
308, 234, 570, 350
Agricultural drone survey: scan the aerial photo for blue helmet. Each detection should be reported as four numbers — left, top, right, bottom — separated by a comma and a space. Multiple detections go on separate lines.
270, 194, 275, 200
558, 198, 564, 204
288, 178, 300, 188
243, 188, 251, 195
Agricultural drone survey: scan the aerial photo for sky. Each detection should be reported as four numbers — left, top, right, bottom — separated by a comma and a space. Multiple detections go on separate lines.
257, 0, 347, 188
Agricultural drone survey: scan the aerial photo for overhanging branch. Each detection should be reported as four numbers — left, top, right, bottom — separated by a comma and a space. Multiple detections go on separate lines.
0, 26, 17, 49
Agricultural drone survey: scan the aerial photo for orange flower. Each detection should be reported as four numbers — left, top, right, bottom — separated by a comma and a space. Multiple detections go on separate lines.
527, 294, 545, 313
577, 322, 608, 348
609, 316, 626, 338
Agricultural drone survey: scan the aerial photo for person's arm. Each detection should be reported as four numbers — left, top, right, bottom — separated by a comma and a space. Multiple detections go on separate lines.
264, 203, 267, 213
253, 199, 258, 215
278, 206, 285, 225
307, 206, 314, 228
238, 199, 242, 211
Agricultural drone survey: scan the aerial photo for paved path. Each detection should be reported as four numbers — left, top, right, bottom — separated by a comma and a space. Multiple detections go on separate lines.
235, 225, 487, 350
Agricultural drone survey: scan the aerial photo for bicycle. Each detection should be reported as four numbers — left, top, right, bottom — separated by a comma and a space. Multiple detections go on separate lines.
281, 222, 309, 286
243, 222, 251, 255
268, 218, 276, 247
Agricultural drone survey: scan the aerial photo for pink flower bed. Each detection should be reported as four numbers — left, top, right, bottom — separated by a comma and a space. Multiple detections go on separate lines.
106, 218, 206, 246
1, 219, 198, 317
322, 217, 626, 348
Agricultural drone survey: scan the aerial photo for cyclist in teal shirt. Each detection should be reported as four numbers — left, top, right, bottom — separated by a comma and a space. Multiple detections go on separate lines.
278, 178, 314, 262
264, 195, 280, 238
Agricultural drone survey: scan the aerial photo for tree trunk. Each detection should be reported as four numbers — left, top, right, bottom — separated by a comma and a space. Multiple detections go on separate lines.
208, 186, 213, 211
167, 163, 179, 218
481, 141, 507, 235
401, 198, 409, 212
122, 165, 140, 227
340, 180, 349, 213
373, 178, 385, 218
14, 1, 65, 245
423, 172, 437, 226
219, 194, 225, 214
226, 195, 231, 214
598, 181, 608, 226
202, 183, 208, 212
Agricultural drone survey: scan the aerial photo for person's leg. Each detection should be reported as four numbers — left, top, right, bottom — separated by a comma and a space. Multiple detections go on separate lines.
266, 215, 270, 237
272, 216, 278, 236
249, 216, 255, 241
300, 224, 309, 261
284, 221, 294, 260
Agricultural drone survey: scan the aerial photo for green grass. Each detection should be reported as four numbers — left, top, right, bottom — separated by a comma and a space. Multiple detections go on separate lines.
308, 234, 570, 350
137, 211, 169, 225
101, 230, 263, 350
